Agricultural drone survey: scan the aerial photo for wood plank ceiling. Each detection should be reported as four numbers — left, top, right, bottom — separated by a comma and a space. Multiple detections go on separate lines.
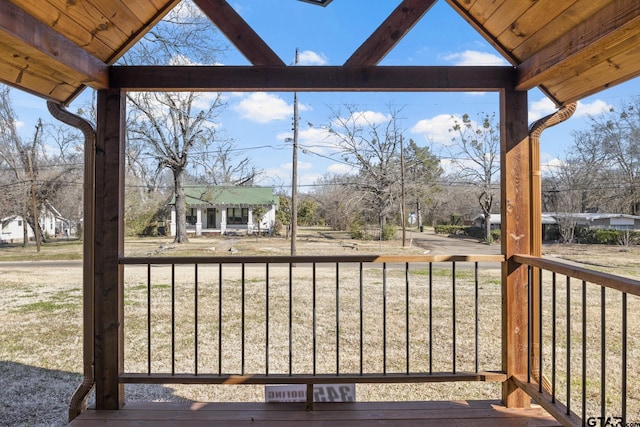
0, 0, 639, 107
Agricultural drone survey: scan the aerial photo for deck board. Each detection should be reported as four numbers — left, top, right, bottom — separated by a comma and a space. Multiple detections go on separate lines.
69, 400, 561, 426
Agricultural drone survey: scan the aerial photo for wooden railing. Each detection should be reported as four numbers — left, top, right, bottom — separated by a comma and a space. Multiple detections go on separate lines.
513, 254, 640, 427
118, 254, 505, 402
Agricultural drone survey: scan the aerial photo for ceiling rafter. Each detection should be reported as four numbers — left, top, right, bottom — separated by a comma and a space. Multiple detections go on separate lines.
444, 0, 520, 66
516, 0, 640, 92
344, 0, 437, 66
193, 0, 284, 66
0, 0, 108, 90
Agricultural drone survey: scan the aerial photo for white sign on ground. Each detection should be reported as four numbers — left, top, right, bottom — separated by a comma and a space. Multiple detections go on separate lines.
265, 384, 355, 402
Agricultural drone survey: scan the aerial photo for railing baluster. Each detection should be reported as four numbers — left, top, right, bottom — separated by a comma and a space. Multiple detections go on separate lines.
582, 280, 587, 424
336, 262, 340, 375
313, 263, 317, 376
195, 264, 199, 375
452, 261, 456, 374
289, 262, 293, 376
539, 268, 543, 394
241, 263, 245, 376
265, 263, 269, 376
475, 261, 479, 373
622, 292, 627, 423
405, 262, 410, 374
147, 263, 151, 375
601, 286, 606, 421
566, 276, 570, 415
429, 261, 433, 374
218, 264, 223, 375
527, 265, 532, 383
551, 272, 556, 403
171, 264, 176, 376
383, 262, 387, 375
359, 262, 363, 376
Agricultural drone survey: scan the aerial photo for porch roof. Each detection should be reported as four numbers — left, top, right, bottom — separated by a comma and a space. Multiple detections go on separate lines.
0, 0, 638, 107
172, 186, 279, 207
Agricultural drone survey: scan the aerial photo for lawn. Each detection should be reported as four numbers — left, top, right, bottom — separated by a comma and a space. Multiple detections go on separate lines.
1, 232, 639, 426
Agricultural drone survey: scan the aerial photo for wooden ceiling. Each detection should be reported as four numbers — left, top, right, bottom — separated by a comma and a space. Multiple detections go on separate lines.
1, 0, 639, 107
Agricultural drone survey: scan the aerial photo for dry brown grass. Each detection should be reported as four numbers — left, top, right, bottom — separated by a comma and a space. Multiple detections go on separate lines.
1, 233, 639, 426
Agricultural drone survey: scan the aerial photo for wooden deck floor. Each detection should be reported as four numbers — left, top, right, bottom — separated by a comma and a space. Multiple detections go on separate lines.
68, 400, 561, 426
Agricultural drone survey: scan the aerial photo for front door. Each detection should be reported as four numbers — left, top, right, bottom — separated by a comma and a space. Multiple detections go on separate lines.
207, 208, 216, 229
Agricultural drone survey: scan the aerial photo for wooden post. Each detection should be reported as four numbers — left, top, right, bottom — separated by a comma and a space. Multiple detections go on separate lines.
500, 87, 530, 408
94, 89, 125, 410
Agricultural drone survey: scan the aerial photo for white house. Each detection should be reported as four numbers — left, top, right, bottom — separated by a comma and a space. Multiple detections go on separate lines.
1, 203, 72, 244
169, 186, 279, 237
473, 212, 640, 231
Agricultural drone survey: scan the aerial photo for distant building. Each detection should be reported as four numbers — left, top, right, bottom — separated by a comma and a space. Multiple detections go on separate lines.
169, 186, 279, 236
1, 203, 73, 244
473, 212, 640, 231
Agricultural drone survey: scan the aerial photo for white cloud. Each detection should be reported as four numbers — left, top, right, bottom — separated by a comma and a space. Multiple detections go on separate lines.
574, 99, 612, 118
333, 110, 392, 128
297, 50, 328, 65
410, 114, 458, 145
528, 97, 557, 122
528, 97, 613, 122
442, 50, 508, 66
233, 92, 308, 123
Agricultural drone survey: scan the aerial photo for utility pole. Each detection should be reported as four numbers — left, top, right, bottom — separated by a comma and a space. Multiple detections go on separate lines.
27, 149, 41, 252
291, 49, 299, 257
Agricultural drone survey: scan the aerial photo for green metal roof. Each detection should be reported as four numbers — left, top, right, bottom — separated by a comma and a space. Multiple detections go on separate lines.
171, 186, 279, 207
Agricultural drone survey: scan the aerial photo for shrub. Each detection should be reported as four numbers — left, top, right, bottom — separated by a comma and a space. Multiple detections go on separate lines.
434, 225, 466, 235
350, 222, 364, 240
272, 219, 283, 236
381, 223, 397, 241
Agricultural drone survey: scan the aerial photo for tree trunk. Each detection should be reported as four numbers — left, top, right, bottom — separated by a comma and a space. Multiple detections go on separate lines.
173, 167, 189, 243
484, 212, 491, 243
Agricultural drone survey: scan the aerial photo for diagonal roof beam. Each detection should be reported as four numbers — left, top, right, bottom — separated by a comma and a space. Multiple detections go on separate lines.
193, 0, 285, 66
0, 0, 108, 89
344, 0, 437, 66
516, 0, 640, 92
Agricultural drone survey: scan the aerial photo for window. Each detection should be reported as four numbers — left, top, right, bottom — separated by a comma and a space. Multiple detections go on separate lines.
227, 207, 249, 224
186, 208, 197, 225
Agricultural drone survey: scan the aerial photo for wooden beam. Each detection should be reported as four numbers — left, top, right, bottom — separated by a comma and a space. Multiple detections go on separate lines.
94, 89, 125, 410
110, 65, 515, 91
193, 0, 284, 66
344, 0, 436, 66
516, 0, 640, 91
0, 0, 108, 89
500, 87, 530, 409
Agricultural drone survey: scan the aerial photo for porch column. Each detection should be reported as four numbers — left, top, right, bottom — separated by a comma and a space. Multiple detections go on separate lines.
221, 207, 227, 234
94, 88, 125, 410
500, 87, 530, 408
196, 207, 202, 236
170, 208, 176, 236
248, 206, 254, 234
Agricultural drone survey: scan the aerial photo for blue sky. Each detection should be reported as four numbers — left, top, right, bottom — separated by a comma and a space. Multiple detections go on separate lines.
8, 0, 638, 190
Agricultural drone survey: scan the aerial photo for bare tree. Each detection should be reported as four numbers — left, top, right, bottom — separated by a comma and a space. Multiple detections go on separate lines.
328, 105, 403, 230
582, 97, 640, 214
120, 0, 228, 243
403, 139, 443, 230
128, 90, 223, 243
0, 86, 83, 245
194, 139, 262, 186
448, 113, 500, 243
